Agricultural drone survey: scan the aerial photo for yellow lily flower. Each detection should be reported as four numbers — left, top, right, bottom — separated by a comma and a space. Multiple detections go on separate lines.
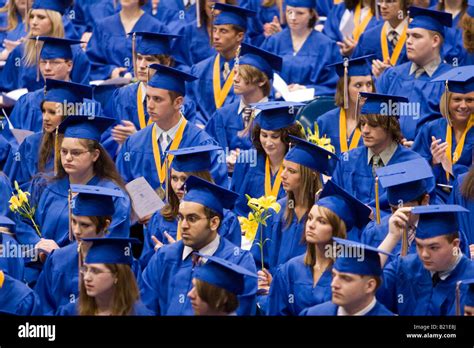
9, 196, 20, 211
239, 213, 259, 241
18, 190, 29, 205
257, 195, 281, 214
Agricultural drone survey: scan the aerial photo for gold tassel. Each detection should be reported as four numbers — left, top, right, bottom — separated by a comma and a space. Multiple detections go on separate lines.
68, 188, 73, 241
132, 32, 137, 81
375, 0, 380, 20
210, 2, 215, 46
35, 36, 40, 82
455, 281, 462, 316
54, 127, 59, 176
165, 154, 170, 203
401, 223, 408, 256
375, 177, 381, 224
355, 92, 361, 121
278, 0, 286, 25
77, 240, 83, 294
196, 0, 201, 28
343, 57, 349, 110
445, 81, 452, 127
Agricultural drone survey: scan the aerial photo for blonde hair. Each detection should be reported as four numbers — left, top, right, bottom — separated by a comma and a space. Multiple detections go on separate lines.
78, 263, 140, 316
284, 163, 322, 228
439, 90, 452, 120
0, 0, 23, 31
304, 205, 347, 267
238, 64, 272, 97
24, 9, 64, 67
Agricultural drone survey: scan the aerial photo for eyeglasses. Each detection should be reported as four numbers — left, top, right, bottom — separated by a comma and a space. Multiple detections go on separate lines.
176, 214, 208, 224
39, 59, 68, 67
80, 266, 114, 276
377, 0, 398, 5
60, 148, 91, 158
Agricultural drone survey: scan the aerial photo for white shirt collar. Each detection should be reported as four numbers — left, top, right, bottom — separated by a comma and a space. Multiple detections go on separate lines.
387, 18, 407, 36
409, 56, 442, 78
182, 234, 221, 261
154, 115, 184, 144
237, 96, 269, 115
337, 297, 377, 316
139, 82, 146, 103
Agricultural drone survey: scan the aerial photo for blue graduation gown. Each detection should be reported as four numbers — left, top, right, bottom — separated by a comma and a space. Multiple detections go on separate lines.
3, 132, 51, 188
0, 13, 26, 44
116, 122, 228, 190
140, 208, 242, 269
14, 176, 130, 248
378, 254, 474, 315
0, 171, 13, 216
8, 89, 43, 132
331, 144, 434, 205
57, 300, 153, 316
34, 241, 142, 315
71, 0, 119, 35
317, 107, 364, 156
261, 28, 340, 96
266, 254, 332, 316
102, 82, 200, 156
86, 12, 167, 81
146, 0, 196, 28
0, 43, 90, 92
176, 20, 215, 66
204, 100, 253, 152
361, 215, 471, 261
0, 272, 40, 315
412, 118, 474, 187
231, 152, 287, 216
256, 198, 307, 273
189, 53, 238, 124
352, 22, 408, 65
0, 232, 25, 281
140, 237, 258, 315
375, 61, 452, 141
300, 299, 394, 316
323, 3, 380, 42
449, 172, 474, 246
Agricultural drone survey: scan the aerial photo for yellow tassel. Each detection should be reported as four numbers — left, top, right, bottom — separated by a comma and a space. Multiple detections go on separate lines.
35, 36, 40, 82
68, 189, 73, 242
0, 270, 4, 288
196, 0, 201, 28
401, 224, 408, 256
132, 32, 137, 81
54, 127, 59, 176
375, 177, 381, 224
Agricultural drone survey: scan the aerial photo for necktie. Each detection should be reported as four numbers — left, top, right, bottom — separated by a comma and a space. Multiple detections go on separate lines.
242, 107, 252, 128
432, 272, 441, 287
407, 226, 416, 246
160, 132, 170, 150
191, 252, 202, 267
388, 30, 399, 48
415, 66, 425, 79
223, 62, 231, 80
372, 155, 383, 177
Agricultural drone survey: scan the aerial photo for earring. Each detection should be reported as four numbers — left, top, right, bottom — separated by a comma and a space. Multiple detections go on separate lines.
114, 278, 118, 285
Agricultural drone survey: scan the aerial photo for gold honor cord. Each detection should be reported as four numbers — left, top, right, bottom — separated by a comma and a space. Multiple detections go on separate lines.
445, 116, 474, 182
151, 120, 188, 184
339, 108, 362, 153
265, 157, 284, 197
352, 3, 373, 42
213, 55, 235, 109
137, 82, 152, 129
380, 22, 407, 66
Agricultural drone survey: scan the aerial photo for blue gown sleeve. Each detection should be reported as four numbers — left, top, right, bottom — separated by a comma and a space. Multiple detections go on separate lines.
266, 264, 291, 316
17, 291, 41, 315
377, 257, 399, 313
86, 23, 116, 80
70, 45, 91, 85
34, 253, 56, 315
139, 250, 163, 315
0, 45, 22, 91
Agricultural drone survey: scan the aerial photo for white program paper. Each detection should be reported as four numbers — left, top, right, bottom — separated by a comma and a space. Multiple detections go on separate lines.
273, 73, 315, 102
125, 177, 165, 219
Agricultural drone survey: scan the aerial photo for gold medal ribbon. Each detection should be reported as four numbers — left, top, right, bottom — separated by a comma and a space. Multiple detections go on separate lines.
213, 55, 235, 109
444, 115, 474, 181
380, 22, 407, 66
339, 108, 361, 153
151, 119, 188, 184
352, 3, 373, 42
265, 157, 283, 197
137, 82, 152, 130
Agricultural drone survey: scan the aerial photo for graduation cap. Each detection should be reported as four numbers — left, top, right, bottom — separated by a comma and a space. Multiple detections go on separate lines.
213, 3, 256, 30
193, 253, 257, 295
71, 185, 124, 217
408, 6, 452, 36
468, 0, 474, 17
182, 176, 239, 216
0, 216, 15, 233
411, 204, 469, 239
376, 158, 434, 206
253, 101, 303, 130
318, 180, 372, 231
33, 36, 82, 60
286, 0, 317, 7
332, 237, 394, 277
58, 115, 116, 142
32, 0, 71, 14
238, 43, 283, 79
82, 237, 141, 265
285, 134, 339, 175
130, 31, 180, 56
44, 79, 93, 104
327, 55, 374, 109
359, 92, 409, 116
431, 66, 474, 94
168, 145, 222, 173
147, 64, 197, 95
